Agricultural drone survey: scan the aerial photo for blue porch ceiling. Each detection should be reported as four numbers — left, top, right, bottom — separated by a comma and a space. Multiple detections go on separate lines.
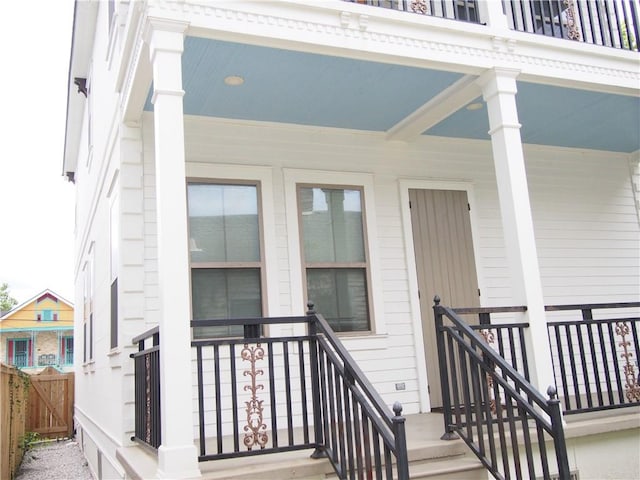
145, 36, 640, 153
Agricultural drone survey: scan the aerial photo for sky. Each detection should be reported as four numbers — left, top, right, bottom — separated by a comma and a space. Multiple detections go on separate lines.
0, 0, 76, 305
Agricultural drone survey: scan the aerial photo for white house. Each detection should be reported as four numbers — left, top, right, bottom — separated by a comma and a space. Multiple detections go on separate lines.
63, 1, 640, 479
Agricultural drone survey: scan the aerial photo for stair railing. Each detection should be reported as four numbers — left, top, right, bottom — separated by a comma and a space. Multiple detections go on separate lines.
433, 296, 570, 480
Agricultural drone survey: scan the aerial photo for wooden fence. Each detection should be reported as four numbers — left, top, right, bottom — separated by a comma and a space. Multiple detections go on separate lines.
26, 366, 74, 439
1, 363, 29, 480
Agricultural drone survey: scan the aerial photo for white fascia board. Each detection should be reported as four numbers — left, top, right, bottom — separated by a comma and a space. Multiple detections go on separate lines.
63, 1, 99, 179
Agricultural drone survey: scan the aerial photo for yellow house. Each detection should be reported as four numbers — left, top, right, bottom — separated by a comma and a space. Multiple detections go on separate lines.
0, 290, 74, 372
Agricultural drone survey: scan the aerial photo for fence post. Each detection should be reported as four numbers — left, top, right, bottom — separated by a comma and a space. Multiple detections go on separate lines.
433, 296, 458, 440
547, 386, 571, 478
392, 402, 410, 480
307, 302, 326, 459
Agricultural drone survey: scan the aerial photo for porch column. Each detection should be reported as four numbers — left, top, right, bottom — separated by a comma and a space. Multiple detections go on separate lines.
476, 0, 509, 29
476, 68, 555, 394
145, 18, 201, 479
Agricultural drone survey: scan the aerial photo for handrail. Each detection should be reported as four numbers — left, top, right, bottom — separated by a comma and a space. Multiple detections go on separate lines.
433, 296, 570, 480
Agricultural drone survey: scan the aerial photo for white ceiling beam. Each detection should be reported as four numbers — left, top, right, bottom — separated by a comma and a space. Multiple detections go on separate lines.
386, 74, 481, 142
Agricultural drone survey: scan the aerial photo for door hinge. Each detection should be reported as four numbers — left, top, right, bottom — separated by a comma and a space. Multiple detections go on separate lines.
409, 200, 412, 209
427, 385, 431, 394
418, 290, 421, 299
478, 288, 481, 297
468, 203, 471, 211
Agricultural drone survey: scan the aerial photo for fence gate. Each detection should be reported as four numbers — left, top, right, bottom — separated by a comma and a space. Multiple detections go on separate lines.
26, 367, 74, 439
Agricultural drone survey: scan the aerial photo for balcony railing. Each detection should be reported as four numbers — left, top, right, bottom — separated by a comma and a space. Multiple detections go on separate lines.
504, 0, 639, 50
130, 326, 161, 450
546, 302, 640, 413
343, 0, 481, 23
346, 0, 639, 51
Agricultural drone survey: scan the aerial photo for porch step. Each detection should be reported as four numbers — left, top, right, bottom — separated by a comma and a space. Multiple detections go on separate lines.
197, 439, 485, 480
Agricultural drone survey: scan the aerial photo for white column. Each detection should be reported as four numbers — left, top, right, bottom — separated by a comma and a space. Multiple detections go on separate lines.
145, 18, 201, 479
476, 68, 555, 395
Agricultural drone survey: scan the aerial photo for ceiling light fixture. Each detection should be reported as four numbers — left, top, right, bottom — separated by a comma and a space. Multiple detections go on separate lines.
224, 75, 244, 86
466, 102, 483, 111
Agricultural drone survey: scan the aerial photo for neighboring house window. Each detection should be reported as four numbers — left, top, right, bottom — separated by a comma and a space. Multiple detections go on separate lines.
187, 182, 264, 338
298, 186, 370, 333
60, 337, 74, 365
7, 339, 32, 368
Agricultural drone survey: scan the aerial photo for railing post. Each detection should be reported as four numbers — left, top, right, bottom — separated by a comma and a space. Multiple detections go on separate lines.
392, 402, 410, 480
307, 302, 326, 459
547, 386, 571, 479
433, 296, 458, 440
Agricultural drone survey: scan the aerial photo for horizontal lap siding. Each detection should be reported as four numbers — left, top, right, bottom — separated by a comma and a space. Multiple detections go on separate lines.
142, 115, 639, 417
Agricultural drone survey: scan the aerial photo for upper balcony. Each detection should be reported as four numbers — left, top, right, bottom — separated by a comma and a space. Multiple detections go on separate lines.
345, 0, 639, 51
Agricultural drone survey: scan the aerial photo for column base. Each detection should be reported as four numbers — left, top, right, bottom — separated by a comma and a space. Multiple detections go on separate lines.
157, 444, 201, 479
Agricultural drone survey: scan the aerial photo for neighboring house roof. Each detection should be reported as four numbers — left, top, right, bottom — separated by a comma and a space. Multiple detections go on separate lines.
0, 289, 74, 332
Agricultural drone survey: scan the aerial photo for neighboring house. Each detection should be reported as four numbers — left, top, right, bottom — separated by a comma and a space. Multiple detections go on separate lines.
0, 290, 74, 372
63, 1, 639, 479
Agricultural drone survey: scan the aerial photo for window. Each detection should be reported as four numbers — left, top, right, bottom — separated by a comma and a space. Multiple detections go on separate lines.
60, 337, 74, 365
7, 339, 32, 368
298, 186, 370, 332
110, 195, 119, 349
83, 246, 94, 363
188, 183, 264, 338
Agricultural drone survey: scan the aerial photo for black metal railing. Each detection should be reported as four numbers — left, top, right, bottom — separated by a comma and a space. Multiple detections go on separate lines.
546, 302, 640, 414
434, 296, 570, 480
453, 306, 531, 381
504, 0, 639, 51
130, 326, 161, 449
343, 0, 480, 23
189, 304, 408, 479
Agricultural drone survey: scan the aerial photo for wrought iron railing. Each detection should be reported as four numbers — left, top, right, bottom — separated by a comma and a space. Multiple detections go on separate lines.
130, 326, 161, 449
343, 0, 480, 23
434, 296, 570, 480
504, 0, 640, 51
187, 304, 408, 479
546, 302, 640, 414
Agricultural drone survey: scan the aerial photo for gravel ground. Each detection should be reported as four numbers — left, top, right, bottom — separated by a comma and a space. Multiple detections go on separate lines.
15, 440, 93, 480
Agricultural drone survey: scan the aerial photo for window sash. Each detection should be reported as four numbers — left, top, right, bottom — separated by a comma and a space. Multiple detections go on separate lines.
298, 185, 371, 333
188, 182, 264, 338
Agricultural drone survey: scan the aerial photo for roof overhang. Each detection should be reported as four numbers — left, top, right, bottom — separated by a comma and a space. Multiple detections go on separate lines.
62, 0, 99, 181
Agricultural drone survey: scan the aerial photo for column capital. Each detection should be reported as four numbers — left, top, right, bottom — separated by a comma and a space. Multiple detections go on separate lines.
476, 68, 520, 100
143, 17, 189, 61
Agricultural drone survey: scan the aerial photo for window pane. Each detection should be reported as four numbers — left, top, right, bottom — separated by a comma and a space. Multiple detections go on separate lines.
188, 184, 260, 263
192, 268, 262, 338
306, 268, 369, 332
301, 188, 365, 263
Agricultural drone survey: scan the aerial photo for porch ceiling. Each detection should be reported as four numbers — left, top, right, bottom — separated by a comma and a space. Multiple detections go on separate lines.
145, 36, 640, 154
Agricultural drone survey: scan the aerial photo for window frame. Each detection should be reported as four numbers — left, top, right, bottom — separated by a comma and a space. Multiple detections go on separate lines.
7, 338, 32, 368
297, 184, 372, 334
283, 169, 385, 338
187, 178, 267, 338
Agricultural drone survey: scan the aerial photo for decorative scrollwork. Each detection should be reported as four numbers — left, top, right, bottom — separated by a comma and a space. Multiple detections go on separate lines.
480, 329, 497, 414
145, 355, 152, 444
241, 343, 269, 450
411, 0, 427, 15
564, 0, 582, 41
615, 322, 640, 402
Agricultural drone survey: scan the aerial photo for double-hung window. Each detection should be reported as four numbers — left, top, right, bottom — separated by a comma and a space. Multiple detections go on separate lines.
188, 182, 264, 338
298, 186, 370, 333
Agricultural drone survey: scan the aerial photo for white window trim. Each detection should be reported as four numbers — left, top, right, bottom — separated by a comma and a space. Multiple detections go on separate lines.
186, 163, 280, 320
398, 178, 483, 412
284, 168, 386, 340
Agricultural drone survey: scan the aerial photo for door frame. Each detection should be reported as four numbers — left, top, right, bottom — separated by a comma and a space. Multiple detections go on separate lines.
399, 179, 485, 412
